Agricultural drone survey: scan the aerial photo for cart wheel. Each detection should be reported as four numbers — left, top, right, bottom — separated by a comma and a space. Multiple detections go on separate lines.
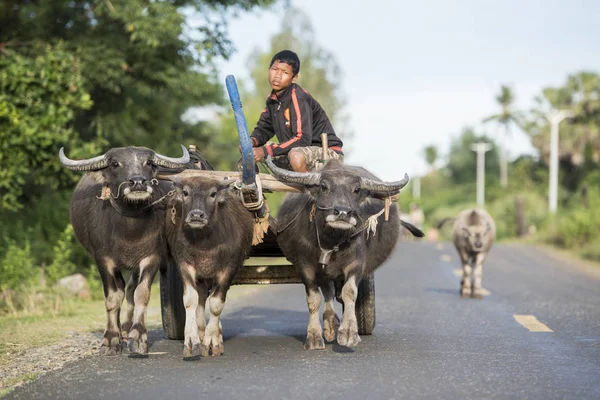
356, 274, 376, 335
160, 259, 185, 340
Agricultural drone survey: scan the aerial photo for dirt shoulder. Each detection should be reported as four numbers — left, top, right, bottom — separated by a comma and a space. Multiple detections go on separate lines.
0, 284, 261, 397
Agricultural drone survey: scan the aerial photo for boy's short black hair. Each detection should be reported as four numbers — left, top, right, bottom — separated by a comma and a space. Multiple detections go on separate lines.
270, 50, 300, 76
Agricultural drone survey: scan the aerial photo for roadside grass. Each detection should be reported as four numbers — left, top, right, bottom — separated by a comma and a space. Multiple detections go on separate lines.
0, 283, 163, 366
0, 373, 39, 398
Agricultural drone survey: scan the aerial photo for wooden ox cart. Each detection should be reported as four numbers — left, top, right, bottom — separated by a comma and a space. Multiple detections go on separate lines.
158, 76, 389, 340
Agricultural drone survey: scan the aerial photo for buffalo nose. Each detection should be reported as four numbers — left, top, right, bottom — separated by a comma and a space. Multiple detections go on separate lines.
475, 241, 482, 248
188, 210, 206, 220
128, 175, 146, 187
333, 205, 353, 217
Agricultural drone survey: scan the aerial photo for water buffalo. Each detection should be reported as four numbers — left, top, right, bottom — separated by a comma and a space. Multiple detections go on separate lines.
266, 157, 422, 349
165, 176, 254, 359
60, 145, 190, 356
451, 208, 496, 299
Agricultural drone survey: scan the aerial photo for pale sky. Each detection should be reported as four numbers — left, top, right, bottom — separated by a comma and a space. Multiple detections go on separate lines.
212, 0, 600, 180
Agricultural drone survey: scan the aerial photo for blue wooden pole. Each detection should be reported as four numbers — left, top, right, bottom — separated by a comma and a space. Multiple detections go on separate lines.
225, 75, 256, 186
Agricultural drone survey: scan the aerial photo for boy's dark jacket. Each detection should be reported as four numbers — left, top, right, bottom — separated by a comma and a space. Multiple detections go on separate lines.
250, 83, 343, 158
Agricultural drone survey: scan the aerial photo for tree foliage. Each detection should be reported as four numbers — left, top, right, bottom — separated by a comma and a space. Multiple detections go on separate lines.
523, 71, 600, 190
423, 145, 438, 170
446, 127, 500, 185
0, 0, 276, 213
0, 41, 93, 211
0, 0, 277, 284
525, 71, 600, 165
483, 84, 520, 187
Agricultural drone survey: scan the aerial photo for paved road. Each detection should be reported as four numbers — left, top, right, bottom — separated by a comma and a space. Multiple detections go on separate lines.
7, 242, 600, 399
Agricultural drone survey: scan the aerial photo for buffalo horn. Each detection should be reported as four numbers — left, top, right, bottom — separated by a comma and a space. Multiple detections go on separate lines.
360, 173, 410, 196
59, 148, 108, 171
153, 144, 190, 169
265, 156, 320, 186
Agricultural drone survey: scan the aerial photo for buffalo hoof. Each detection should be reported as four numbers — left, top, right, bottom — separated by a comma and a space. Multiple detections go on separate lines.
121, 322, 132, 341
471, 292, 484, 300
99, 335, 122, 356
128, 338, 148, 356
460, 288, 472, 298
99, 344, 121, 356
337, 327, 361, 347
203, 335, 224, 357
304, 331, 325, 350
323, 311, 340, 343
183, 343, 206, 360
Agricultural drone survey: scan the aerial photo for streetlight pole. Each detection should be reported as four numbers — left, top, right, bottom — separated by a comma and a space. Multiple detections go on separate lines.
412, 176, 421, 200
470, 142, 492, 207
545, 110, 574, 214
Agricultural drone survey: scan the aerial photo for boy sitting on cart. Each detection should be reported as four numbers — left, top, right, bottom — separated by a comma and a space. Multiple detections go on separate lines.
249, 50, 344, 172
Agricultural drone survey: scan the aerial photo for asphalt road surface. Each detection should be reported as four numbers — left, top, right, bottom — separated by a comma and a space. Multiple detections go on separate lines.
7, 242, 600, 400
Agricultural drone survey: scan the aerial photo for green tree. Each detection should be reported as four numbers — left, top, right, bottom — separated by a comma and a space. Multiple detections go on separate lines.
446, 127, 500, 185
0, 0, 277, 213
483, 85, 520, 188
523, 71, 600, 191
0, 0, 278, 280
0, 42, 94, 212
424, 145, 438, 171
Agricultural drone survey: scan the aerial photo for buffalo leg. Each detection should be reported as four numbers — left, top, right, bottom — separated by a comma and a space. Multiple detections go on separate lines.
204, 272, 234, 356
298, 266, 325, 350
472, 252, 487, 299
128, 256, 159, 355
121, 270, 139, 341
181, 265, 207, 359
337, 274, 361, 347
98, 258, 125, 356
319, 281, 340, 343
195, 279, 209, 343
458, 250, 473, 298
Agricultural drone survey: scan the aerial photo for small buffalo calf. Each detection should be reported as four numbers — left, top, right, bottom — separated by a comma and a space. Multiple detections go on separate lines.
451, 208, 496, 299
165, 177, 254, 359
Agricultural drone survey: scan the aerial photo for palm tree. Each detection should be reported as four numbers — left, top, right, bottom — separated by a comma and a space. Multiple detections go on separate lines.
424, 145, 438, 172
483, 85, 520, 187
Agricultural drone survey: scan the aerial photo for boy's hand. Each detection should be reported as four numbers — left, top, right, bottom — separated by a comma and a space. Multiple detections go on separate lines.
253, 147, 265, 162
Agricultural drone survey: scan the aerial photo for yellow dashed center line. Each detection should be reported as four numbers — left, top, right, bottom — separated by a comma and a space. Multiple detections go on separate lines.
440, 254, 452, 262
513, 315, 553, 332
436, 243, 444, 250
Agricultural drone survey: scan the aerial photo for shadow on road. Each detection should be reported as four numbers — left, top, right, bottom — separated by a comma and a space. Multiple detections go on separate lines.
424, 287, 460, 296
222, 306, 308, 344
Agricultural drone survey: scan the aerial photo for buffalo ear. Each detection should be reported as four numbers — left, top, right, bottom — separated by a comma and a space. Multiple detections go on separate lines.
216, 179, 236, 205
400, 220, 425, 238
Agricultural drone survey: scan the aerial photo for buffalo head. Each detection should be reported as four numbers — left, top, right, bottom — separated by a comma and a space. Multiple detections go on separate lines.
461, 223, 493, 252
60, 145, 189, 203
460, 210, 493, 252
174, 177, 235, 230
266, 157, 409, 231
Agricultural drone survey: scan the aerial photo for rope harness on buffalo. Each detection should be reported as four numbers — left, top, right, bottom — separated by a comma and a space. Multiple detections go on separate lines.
277, 199, 388, 269
313, 203, 386, 269
233, 175, 270, 246
97, 179, 176, 217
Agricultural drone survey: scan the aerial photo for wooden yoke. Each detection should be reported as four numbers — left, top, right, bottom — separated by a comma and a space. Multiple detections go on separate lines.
158, 170, 303, 193
159, 170, 399, 202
